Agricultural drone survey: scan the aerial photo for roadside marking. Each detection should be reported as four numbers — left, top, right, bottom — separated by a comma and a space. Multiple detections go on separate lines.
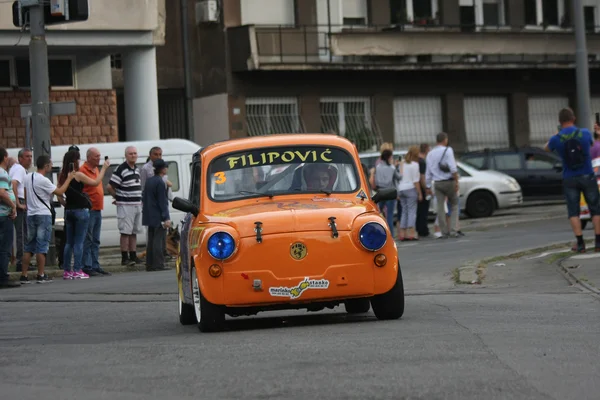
570, 253, 600, 260
525, 249, 571, 260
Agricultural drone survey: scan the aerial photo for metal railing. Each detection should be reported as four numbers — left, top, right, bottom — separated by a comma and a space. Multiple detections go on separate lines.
248, 23, 600, 65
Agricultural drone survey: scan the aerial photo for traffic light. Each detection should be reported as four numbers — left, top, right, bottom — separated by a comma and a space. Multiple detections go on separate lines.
12, 0, 89, 28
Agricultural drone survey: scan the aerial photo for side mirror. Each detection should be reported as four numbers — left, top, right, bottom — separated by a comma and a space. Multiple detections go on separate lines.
172, 197, 199, 217
372, 187, 397, 204
553, 162, 563, 171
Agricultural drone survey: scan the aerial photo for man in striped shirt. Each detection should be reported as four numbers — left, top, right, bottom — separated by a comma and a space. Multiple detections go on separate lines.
107, 146, 143, 266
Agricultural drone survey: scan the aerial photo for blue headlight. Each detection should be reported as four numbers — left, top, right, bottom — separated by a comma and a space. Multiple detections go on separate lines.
207, 232, 236, 260
359, 222, 387, 251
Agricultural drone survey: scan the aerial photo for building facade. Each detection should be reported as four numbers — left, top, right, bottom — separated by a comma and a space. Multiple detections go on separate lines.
0, 0, 166, 148
190, 0, 600, 153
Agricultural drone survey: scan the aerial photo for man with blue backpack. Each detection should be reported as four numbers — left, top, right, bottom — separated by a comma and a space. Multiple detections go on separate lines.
545, 107, 600, 253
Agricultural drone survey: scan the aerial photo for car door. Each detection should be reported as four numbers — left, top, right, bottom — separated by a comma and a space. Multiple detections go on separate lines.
179, 155, 201, 305
456, 165, 474, 210
523, 152, 563, 197
491, 152, 528, 195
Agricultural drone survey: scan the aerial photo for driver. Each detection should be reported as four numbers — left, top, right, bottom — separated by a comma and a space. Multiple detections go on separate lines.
304, 163, 336, 191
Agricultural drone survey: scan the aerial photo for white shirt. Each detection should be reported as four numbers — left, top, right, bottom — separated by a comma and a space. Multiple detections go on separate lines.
425, 145, 457, 188
398, 162, 420, 192
9, 163, 27, 199
23, 172, 57, 216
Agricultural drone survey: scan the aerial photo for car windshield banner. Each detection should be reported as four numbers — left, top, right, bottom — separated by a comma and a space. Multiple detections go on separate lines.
211, 146, 355, 171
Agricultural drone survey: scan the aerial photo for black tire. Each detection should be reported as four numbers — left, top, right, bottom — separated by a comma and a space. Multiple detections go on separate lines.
191, 268, 225, 332
466, 191, 496, 218
179, 296, 197, 325
344, 298, 371, 314
581, 219, 589, 230
370, 264, 405, 320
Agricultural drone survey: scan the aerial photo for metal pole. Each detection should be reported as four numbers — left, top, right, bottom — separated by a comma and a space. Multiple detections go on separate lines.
327, 0, 332, 62
573, 0, 591, 130
28, 3, 51, 166
180, 0, 195, 142
25, 115, 31, 149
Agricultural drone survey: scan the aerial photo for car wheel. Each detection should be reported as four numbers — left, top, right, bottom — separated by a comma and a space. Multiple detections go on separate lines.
581, 219, 588, 230
179, 294, 197, 325
191, 267, 225, 332
344, 299, 371, 314
466, 191, 496, 218
370, 263, 405, 320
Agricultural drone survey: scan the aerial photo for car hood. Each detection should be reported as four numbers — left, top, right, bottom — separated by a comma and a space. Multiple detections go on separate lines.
205, 198, 377, 238
471, 169, 515, 182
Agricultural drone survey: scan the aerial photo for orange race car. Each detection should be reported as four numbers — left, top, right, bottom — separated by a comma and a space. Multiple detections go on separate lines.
173, 134, 403, 332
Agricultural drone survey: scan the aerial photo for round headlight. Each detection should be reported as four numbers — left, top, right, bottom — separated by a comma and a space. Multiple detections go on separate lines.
359, 222, 387, 251
207, 232, 236, 260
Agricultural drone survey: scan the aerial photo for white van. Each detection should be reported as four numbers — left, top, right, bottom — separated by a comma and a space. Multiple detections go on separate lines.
8, 139, 202, 248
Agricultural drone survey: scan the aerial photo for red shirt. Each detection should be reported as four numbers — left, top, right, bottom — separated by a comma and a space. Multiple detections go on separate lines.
80, 162, 104, 211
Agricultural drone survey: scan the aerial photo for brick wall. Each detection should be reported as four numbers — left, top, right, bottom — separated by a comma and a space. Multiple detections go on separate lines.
0, 90, 119, 149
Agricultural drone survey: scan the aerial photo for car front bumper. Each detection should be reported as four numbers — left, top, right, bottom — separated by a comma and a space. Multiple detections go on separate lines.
496, 190, 523, 209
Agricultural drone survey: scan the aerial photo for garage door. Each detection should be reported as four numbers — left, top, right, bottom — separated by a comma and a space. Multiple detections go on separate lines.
393, 97, 443, 149
528, 96, 570, 147
463, 97, 510, 151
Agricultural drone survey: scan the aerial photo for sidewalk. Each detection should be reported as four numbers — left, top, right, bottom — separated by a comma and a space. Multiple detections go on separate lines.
6, 248, 176, 281
559, 250, 600, 294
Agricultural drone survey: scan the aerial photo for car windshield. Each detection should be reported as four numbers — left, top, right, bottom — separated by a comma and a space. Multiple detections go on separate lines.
208, 145, 360, 201
459, 158, 484, 170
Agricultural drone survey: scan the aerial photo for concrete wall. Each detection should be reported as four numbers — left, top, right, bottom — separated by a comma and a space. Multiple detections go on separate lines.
76, 55, 112, 90
193, 94, 229, 146
0, 90, 118, 148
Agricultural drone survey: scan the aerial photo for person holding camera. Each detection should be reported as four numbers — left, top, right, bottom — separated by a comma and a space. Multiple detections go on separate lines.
425, 132, 459, 239
592, 123, 600, 160
58, 149, 110, 280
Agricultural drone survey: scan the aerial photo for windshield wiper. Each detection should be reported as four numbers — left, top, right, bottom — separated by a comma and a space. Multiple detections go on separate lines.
238, 191, 274, 199
320, 190, 332, 196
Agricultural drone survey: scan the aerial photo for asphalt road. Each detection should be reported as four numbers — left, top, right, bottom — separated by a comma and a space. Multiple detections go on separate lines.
2, 215, 600, 400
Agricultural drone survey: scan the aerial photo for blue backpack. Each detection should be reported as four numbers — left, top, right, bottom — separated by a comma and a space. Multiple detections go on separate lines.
561, 129, 585, 170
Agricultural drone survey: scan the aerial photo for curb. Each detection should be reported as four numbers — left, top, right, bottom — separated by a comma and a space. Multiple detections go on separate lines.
557, 258, 600, 295
6, 262, 175, 281
453, 239, 594, 286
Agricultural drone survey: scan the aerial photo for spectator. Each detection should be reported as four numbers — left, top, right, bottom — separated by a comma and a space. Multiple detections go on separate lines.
107, 146, 144, 266
397, 146, 422, 240
58, 150, 110, 280
81, 148, 112, 276
375, 149, 401, 236
142, 159, 171, 272
425, 132, 460, 238
369, 142, 393, 190
0, 148, 18, 289
9, 148, 33, 272
545, 108, 600, 253
140, 147, 173, 193
592, 124, 600, 160
21, 155, 74, 283
417, 143, 430, 237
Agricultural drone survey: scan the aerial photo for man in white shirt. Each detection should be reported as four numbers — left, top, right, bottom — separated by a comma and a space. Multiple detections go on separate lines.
20, 155, 74, 284
9, 148, 33, 272
425, 132, 460, 238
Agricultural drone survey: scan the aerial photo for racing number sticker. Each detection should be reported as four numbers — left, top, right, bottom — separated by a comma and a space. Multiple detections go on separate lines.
214, 171, 227, 184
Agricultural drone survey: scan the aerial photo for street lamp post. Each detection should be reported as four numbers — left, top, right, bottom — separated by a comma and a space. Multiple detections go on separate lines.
573, 0, 592, 129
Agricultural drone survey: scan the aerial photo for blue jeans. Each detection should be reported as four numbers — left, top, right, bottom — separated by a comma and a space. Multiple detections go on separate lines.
63, 209, 90, 272
0, 216, 13, 283
25, 214, 52, 254
381, 199, 396, 236
83, 210, 102, 270
563, 174, 600, 218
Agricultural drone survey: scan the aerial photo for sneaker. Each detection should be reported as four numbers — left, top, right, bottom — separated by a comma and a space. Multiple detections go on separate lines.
82, 268, 99, 277
456, 231, 466, 237
63, 271, 74, 280
571, 243, 586, 253
96, 268, 112, 276
121, 259, 129, 266
19, 275, 31, 284
434, 231, 442, 238
73, 271, 90, 279
36, 274, 53, 283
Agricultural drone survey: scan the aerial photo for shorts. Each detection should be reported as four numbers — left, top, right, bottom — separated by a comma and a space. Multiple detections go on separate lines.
564, 174, 600, 218
24, 214, 52, 255
117, 204, 143, 235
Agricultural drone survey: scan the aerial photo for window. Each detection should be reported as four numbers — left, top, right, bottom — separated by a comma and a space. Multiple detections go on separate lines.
342, 0, 368, 25
110, 54, 122, 70
525, 0, 537, 25
524, 153, 557, 169
483, 0, 501, 25
542, 0, 559, 26
391, 0, 409, 24
207, 146, 360, 201
0, 59, 11, 88
245, 97, 302, 136
493, 153, 522, 170
16, 58, 75, 88
320, 97, 375, 149
241, 0, 295, 25
584, 6, 596, 31
189, 161, 201, 207
393, 97, 443, 149
457, 167, 471, 177
461, 155, 486, 170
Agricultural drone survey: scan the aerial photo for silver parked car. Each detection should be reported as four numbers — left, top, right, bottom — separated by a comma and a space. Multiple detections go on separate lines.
359, 150, 523, 218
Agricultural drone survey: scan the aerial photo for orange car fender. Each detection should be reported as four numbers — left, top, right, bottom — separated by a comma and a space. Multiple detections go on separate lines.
351, 213, 399, 295
191, 223, 240, 305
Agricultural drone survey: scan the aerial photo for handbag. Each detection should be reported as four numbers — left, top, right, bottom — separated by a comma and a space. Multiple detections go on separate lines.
31, 174, 56, 225
67, 185, 93, 209
438, 146, 451, 173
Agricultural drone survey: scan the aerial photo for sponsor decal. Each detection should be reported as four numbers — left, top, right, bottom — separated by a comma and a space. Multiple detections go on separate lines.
311, 197, 353, 204
277, 201, 321, 210
214, 171, 227, 184
269, 277, 330, 299
290, 242, 307, 260
356, 189, 367, 199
